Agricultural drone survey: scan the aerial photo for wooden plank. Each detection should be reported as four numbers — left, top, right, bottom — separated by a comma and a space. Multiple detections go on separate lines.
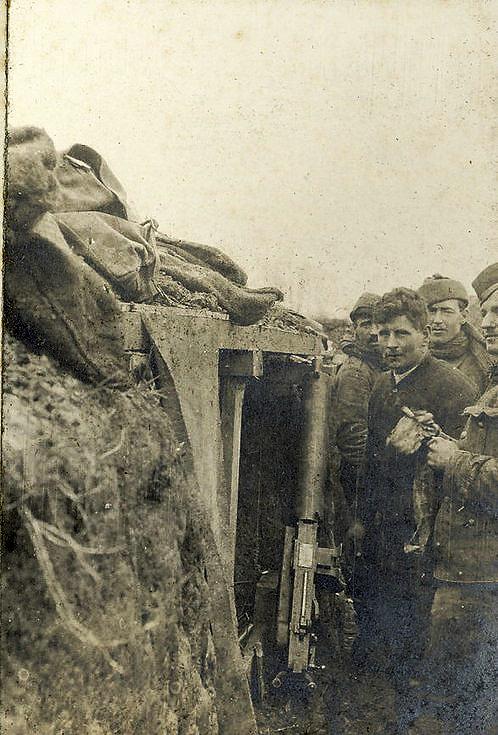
219, 350, 264, 378
143, 314, 224, 540
276, 526, 296, 648
121, 306, 322, 356
146, 320, 258, 735
204, 537, 259, 735
222, 321, 321, 354
220, 377, 247, 574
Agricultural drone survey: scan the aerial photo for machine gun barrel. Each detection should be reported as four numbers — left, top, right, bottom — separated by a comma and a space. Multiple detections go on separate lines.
275, 358, 342, 681
296, 363, 330, 521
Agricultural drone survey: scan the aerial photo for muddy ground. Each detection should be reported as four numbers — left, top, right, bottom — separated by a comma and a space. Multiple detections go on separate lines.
253, 666, 398, 735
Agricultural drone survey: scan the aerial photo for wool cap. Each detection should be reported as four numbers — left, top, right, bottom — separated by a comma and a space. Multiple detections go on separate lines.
472, 262, 498, 304
417, 274, 468, 307
350, 292, 381, 321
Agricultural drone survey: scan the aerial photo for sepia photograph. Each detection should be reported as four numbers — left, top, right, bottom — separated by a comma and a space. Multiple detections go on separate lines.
3, 1, 497, 733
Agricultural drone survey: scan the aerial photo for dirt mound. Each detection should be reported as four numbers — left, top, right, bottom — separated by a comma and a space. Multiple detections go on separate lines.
2, 334, 218, 734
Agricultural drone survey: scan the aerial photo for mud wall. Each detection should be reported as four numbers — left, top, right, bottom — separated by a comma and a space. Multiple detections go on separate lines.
2, 335, 219, 735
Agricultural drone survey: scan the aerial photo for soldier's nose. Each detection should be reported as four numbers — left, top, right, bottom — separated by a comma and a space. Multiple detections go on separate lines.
482, 312, 494, 329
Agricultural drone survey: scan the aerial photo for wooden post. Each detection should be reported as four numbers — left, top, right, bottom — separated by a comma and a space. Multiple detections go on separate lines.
220, 376, 247, 575
143, 322, 258, 735
219, 350, 263, 575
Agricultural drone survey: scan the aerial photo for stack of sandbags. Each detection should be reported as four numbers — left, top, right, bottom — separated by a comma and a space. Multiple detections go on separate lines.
5, 126, 285, 387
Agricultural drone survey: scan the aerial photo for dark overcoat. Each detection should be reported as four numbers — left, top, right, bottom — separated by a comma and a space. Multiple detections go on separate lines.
364, 353, 477, 571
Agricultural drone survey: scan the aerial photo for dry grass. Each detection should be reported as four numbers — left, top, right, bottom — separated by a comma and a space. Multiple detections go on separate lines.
2, 334, 218, 734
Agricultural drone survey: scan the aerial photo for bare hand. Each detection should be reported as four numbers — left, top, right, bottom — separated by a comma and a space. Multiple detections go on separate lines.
427, 436, 458, 470
411, 409, 435, 425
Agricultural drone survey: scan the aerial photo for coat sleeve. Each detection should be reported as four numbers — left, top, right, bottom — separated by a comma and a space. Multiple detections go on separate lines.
334, 363, 372, 467
439, 377, 478, 439
443, 449, 498, 516
360, 382, 384, 526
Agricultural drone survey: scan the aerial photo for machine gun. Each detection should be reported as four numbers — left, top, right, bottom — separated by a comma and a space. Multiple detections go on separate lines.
272, 357, 345, 690
239, 356, 355, 700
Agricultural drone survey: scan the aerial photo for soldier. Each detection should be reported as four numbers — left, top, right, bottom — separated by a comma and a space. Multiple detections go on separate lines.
360, 288, 477, 730
333, 292, 383, 526
418, 274, 490, 393
410, 263, 498, 735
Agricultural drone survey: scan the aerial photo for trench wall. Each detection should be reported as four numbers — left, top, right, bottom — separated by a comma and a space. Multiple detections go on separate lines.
2, 334, 219, 735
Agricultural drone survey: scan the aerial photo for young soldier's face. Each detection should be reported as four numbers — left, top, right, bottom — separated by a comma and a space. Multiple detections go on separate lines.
378, 315, 428, 373
481, 289, 498, 356
427, 298, 466, 344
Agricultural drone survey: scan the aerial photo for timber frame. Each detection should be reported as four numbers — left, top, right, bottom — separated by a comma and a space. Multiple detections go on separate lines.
120, 303, 323, 735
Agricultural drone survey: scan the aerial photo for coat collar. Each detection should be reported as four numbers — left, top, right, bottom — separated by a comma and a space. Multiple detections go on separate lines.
391, 350, 431, 386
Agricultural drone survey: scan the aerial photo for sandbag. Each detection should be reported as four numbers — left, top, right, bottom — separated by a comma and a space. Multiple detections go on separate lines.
57, 142, 140, 220
6, 127, 60, 230
55, 211, 159, 302
156, 233, 248, 286
156, 249, 283, 326
6, 126, 285, 333
4, 213, 130, 386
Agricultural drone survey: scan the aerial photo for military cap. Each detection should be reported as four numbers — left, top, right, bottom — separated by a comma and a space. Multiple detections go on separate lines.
350, 292, 381, 321
417, 274, 468, 307
472, 262, 498, 304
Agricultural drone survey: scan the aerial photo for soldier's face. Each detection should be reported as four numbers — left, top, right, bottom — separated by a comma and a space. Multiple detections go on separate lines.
378, 315, 428, 373
354, 315, 379, 351
427, 299, 466, 345
481, 288, 498, 356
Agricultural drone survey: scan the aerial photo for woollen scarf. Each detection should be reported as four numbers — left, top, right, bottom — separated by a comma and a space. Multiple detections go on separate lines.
430, 329, 468, 361
431, 322, 491, 376
342, 339, 384, 371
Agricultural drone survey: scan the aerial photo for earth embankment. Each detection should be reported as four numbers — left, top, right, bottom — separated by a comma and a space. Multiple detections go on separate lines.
2, 334, 219, 735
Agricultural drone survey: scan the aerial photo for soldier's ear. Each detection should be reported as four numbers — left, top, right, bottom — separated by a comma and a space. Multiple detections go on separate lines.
460, 306, 468, 325
422, 325, 430, 345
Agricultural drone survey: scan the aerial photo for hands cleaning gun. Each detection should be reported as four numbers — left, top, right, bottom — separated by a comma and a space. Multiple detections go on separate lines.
387, 406, 453, 556
399, 406, 452, 443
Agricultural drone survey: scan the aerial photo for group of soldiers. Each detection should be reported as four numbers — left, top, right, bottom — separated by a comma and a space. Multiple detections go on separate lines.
329, 263, 498, 734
